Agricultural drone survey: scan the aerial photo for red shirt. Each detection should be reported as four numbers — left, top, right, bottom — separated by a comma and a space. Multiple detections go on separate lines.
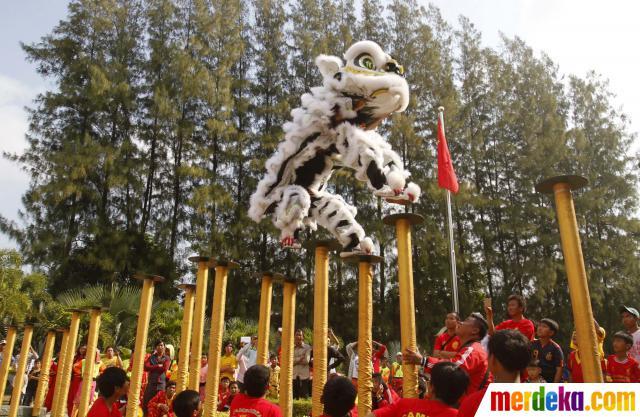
426, 342, 493, 396
457, 388, 486, 417
373, 344, 387, 373
374, 398, 458, 417
606, 354, 640, 383
495, 318, 535, 341
87, 397, 122, 417
230, 393, 282, 417
568, 351, 607, 383
434, 332, 461, 353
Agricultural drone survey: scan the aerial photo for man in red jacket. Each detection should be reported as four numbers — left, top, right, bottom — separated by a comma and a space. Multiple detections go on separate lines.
486, 295, 535, 341
404, 312, 492, 396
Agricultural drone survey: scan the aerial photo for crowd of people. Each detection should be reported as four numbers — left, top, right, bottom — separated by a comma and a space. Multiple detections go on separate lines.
1, 294, 640, 417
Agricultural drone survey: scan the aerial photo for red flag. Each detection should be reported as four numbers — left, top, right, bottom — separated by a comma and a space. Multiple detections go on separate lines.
437, 112, 459, 193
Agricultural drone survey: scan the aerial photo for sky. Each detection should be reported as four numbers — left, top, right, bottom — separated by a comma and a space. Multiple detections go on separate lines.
1, 0, 639, 250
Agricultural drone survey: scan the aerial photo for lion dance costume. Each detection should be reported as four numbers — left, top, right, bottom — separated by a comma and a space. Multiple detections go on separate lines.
249, 41, 421, 256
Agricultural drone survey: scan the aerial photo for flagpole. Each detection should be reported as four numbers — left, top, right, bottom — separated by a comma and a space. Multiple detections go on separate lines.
439, 107, 459, 313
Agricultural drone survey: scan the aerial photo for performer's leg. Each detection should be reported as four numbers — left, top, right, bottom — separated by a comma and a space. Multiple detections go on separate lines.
309, 192, 370, 252
273, 185, 311, 247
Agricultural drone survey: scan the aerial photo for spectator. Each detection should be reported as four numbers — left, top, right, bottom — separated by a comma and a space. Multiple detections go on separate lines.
620, 306, 640, 362
68, 345, 86, 417
148, 380, 177, 417
346, 342, 359, 386
390, 352, 403, 395
268, 353, 280, 399
143, 340, 171, 414
87, 367, 129, 417
524, 359, 545, 383
229, 365, 282, 417
220, 342, 237, 381
217, 377, 231, 411
458, 329, 531, 417
433, 312, 461, 359
606, 331, 640, 383
292, 330, 311, 399
320, 376, 356, 417
368, 362, 469, 417
485, 295, 535, 341
567, 325, 607, 383
101, 347, 124, 372
22, 358, 41, 405
531, 318, 563, 382
417, 375, 427, 400
44, 352, 59, 411
172, 390, 201, 417
372, 341, 387, 373
238, 336, 258, 369
198, 354, 208, 402
371, 372, 399, 410
327, 328, 343, 375
380, 357, 391, 385
405, 312, 493, 396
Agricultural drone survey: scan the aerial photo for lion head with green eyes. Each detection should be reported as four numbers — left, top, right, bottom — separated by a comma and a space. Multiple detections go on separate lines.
315, 40, 410, 130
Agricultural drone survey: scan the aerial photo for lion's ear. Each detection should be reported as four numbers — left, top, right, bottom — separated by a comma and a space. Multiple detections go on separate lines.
315, 55, 342, 79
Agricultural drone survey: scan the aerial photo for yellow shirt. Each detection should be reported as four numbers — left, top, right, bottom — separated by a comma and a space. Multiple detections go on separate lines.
220, 354, 237, 381
268, 365, 280, 399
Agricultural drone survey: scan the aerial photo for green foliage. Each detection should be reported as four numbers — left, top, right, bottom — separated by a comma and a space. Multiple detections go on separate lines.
1, 0, 639, 353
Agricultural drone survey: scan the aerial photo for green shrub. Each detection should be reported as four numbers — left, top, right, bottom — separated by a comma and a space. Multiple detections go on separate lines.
267, 397, 313, 417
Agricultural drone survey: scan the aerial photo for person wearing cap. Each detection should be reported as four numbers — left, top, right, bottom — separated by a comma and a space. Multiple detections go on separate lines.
531, 318, 564, 382
404, 313, 493, 397
620, 306, 640, 362
605, 331, 640, 383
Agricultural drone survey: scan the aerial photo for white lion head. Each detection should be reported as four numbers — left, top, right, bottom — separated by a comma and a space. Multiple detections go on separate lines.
315, 40, 409, 130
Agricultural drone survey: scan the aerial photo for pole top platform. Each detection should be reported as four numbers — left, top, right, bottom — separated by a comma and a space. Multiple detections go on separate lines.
535, 175, 588, 194
211, 259, 240, 269
188, 255, 211, 263
382, 212, 424, 226
55, 327, 69, 332
341, 254, 384, 265
254, 271, 285, 280
177, 283, 197, 291
65, 308, 86, 314
82, 306, 109, 312
302, 239, 342, 252
133, 273, 166, 283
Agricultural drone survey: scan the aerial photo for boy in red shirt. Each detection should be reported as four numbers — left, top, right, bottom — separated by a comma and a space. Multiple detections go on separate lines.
433, 312, 461, 359
230, 365, 282, 417
485, 295, 535, 341
320, 376, 357, 417
368, 362, 469, 417
606, 331, 640, 383
87, 367, 130, 417
405, 313, 493, 396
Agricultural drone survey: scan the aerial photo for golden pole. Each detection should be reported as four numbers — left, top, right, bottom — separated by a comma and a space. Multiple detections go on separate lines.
187, 256, 210, 391
203, 261, 238, 417
0, 325, 17, 405
125, 274, 165, 417
8, 325, 34, 417
256, 273, 274, 366
50, 328, 70, 417
383, 213, 423, 398
53, 309, 83, 417
32, 330, 56, 417
342, 254, 382, 417
308, 240, 339, 417
279, 277, 297, 417
77, 307, 103, 417
536, 175, 603, 382
176, 283, 196, 394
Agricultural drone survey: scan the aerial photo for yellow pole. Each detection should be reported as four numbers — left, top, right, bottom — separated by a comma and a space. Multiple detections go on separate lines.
32, 330, 56, 417
536, 175, 603, 382
308, 240, 338, 417
77, 307, 103, 417
54, 310, 83, 417
256, 273, 274, 366
202, 261, 238, 417
176, 283, 196, 394
188, 256, 210, 391
279, 278, 297, 417
0, 325, 17, 405
125, 274, 165, 417
50, 328, 70, 417
384, 213, 423, 398
8, 325, 34, 417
